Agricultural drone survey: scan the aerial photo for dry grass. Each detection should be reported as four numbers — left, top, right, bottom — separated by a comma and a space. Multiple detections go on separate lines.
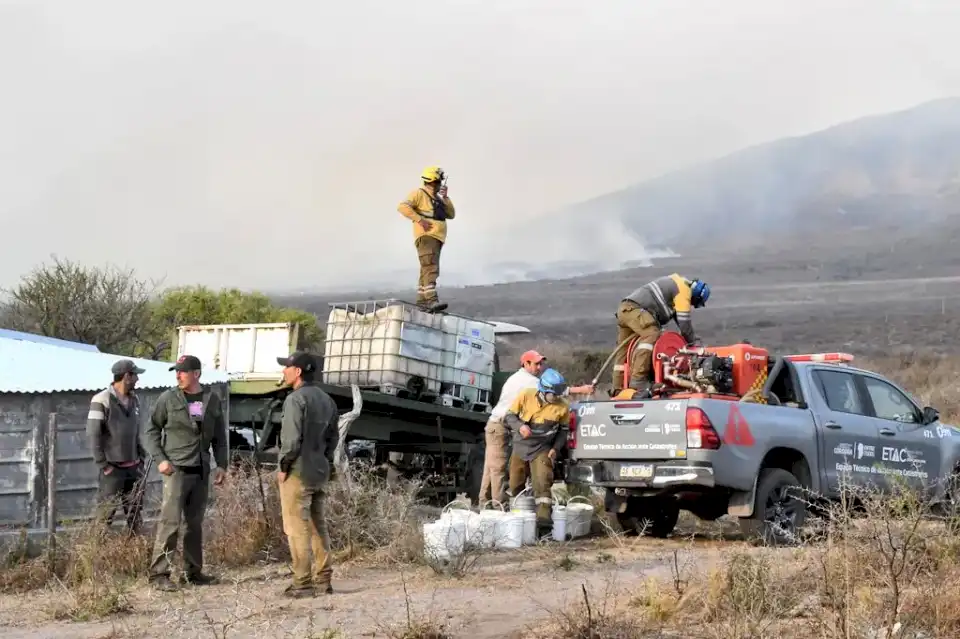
0, 460, 428, 623
542, 482, 960, 639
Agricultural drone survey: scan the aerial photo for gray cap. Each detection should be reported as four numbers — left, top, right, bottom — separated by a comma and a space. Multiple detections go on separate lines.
112, 359, 146, 376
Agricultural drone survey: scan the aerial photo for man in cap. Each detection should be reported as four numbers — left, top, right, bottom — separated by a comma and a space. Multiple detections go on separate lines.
397, 165, 456, 313
275, 351, 340, 597
142, 354, 228, 591
87, 359, 149, 533
478, 350, 546, 506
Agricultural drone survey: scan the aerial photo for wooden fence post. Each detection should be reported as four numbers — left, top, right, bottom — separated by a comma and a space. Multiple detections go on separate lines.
46, 413, 57, 556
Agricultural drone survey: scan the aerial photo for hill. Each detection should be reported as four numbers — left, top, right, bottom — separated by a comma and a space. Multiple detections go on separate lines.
554, 97, 960, 249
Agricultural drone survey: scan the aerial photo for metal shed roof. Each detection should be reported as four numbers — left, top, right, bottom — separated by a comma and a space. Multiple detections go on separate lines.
0, 336, 229, 394
0, 328, 101, 352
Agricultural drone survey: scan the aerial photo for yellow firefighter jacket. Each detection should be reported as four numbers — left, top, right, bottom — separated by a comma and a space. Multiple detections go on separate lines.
397, 184, 456, 244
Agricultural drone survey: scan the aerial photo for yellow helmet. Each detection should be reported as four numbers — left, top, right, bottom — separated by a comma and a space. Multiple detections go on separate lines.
421, 165, 445, 183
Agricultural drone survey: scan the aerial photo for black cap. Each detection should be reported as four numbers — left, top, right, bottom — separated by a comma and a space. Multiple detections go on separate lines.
112, 359, 146, 376
169, 354, 202, 372
276, 351, 317, 373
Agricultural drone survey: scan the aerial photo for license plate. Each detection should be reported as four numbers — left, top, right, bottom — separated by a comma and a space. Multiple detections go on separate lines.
619, 464, 654, 479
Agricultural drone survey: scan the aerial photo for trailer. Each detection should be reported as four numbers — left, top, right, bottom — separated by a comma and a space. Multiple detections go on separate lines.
171, 300, 531, 503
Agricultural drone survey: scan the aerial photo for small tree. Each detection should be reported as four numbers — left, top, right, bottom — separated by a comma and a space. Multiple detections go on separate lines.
148, 286, 323, 359
0, 256, 161, 356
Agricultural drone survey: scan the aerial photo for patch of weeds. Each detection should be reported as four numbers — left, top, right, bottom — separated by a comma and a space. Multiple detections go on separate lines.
48, 579, 133, 622
556, 553, 579, 571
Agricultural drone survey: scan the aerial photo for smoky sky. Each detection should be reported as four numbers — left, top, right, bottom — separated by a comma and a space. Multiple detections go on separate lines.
1, 0, 958, 292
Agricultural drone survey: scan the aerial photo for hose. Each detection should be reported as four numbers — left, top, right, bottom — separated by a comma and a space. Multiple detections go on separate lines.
590, 335, 640, 388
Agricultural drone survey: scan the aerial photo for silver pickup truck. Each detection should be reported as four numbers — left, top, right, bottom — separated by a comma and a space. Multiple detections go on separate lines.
565, 353, 960, 544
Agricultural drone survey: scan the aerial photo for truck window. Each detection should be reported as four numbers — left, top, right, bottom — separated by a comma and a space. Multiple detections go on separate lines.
813, 369, 864, 415
861, 376, 921, 424
768, 360, 803, 406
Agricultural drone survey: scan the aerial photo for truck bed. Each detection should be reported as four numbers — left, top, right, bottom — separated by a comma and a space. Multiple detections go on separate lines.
569, 394, 819, 495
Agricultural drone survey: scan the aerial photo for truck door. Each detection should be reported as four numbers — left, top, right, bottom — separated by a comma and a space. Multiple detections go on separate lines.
855, 373, 940, 497
808, 368, 885, 496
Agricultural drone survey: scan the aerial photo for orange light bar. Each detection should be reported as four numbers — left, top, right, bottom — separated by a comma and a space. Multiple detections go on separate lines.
784, 352, 855, 363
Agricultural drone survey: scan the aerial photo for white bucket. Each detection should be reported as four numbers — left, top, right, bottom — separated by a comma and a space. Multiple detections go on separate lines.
552, 505, 569, 542
495, 513, 524, 549
423, 518, 467, 561
478, 500, 509, 548
440, 500, 482, 547
566, 496, 595, 538
518, 511, 537, 545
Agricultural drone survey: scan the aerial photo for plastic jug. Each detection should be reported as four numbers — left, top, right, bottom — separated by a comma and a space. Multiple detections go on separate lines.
511, 486, 536, 513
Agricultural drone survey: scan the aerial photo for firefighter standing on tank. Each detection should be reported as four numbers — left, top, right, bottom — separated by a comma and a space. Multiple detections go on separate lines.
614, 274, 711, 397
397, 166, 455, 312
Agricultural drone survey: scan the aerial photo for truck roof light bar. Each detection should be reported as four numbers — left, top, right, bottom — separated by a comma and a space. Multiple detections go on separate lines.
783, 352, 855, 364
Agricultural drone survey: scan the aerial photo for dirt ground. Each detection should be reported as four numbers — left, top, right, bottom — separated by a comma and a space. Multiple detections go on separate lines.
0, 525, 749, 639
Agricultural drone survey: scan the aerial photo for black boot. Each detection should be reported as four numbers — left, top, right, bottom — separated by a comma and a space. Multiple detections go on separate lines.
628, 380, 653, 399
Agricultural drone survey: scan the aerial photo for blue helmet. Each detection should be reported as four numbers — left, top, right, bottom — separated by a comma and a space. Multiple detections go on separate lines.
538, 368, 568, 396
691, 279, 711, 308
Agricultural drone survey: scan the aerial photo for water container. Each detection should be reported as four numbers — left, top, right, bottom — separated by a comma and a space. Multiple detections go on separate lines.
495, 513, 524, 550
511, 487, 536, 514
423, 518, 467, 561
566, 496, 595, 538
552, 505, 569, 542
478, 500, 509, 548
519, 511, 537, 545
440, 500, 482, 547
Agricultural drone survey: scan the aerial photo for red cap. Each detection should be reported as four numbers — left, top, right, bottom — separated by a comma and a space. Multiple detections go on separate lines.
520, 350, 546, 364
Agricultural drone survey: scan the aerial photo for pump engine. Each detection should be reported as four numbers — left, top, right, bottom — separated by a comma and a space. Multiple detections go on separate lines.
649, 333, 771, 397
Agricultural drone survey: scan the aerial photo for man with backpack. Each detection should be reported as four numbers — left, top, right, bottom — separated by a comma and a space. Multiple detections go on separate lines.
397, 165, 456, 313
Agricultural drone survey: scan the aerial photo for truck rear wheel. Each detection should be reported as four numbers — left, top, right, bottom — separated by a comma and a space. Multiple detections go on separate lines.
740, 468, 806, 546
617, 497, 680, 538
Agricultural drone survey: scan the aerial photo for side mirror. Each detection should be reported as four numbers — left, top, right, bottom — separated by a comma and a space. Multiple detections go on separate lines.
922, 406, 940, 425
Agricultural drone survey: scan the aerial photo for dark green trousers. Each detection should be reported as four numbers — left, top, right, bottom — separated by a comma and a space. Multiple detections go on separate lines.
149, 467, 209, 580
94, 463, 145, 533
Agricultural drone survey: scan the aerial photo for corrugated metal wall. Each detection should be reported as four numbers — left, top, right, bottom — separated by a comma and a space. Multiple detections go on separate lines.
0, 384, 230, 529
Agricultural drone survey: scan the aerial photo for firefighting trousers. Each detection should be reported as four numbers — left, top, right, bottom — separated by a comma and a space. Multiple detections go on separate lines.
508, 451, 554, 522
415, 236, 443, 304
279, 474, 333, 589
614, 301, 661, 388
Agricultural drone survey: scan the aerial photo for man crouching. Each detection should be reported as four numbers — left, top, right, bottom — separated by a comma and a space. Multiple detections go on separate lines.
504, 368, 570, 528
276, 351, 340, 598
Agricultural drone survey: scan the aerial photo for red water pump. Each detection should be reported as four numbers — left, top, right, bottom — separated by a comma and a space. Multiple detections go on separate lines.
623, 332, 769, 398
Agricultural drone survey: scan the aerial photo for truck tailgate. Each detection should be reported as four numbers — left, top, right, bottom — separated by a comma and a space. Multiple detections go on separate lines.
574, 399, 688, 461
